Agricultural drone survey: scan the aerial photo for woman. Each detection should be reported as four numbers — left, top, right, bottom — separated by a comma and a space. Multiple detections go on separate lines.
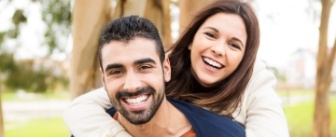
64, 0, 289, 137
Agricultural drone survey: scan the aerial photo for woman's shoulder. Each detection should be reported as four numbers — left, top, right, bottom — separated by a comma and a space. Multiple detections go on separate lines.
242, 58, 279, 106
250, 59, 277, 87
232, 58, 282, 122
253, 59, 270, 75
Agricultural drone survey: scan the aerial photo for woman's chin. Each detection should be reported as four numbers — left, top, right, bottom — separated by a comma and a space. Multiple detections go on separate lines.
198, 78, 218, 87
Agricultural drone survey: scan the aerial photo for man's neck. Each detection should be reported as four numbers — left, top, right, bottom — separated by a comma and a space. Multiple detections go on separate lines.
117, 98, 192, 137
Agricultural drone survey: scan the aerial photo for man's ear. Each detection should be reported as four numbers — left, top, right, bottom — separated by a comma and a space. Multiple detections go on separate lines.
163, 56, 171, 82
100, 68, 105, 85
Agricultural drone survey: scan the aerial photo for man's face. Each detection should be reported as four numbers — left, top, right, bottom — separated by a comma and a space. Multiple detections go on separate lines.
101, 37, 171, 125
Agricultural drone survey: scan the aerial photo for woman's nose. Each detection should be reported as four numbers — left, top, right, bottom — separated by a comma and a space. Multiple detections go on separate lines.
211, 42, 226, 56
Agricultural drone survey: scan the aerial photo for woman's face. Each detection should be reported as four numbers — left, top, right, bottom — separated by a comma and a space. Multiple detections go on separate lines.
189, 12, 247, 87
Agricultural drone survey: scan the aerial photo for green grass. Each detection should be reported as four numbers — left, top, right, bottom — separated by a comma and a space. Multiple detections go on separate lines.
1, 91, 70, 101
1, 92, 18, 101
5, 117, 70, 137
277, 89, 314, 97
284, 96, 336, 137
2, 90, 71, 137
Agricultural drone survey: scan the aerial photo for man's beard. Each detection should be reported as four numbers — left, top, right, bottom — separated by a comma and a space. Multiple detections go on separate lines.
111, 86, 165, 125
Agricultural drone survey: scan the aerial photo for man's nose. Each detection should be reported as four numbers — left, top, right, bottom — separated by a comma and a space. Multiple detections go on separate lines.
123, 71, 142, 92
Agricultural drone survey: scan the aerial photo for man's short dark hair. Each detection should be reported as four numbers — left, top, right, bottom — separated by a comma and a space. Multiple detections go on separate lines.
98, 15, 165, 71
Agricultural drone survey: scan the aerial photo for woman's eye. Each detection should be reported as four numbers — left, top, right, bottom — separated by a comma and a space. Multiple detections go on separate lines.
229, 43, 241, 50
205, 32, 216, 38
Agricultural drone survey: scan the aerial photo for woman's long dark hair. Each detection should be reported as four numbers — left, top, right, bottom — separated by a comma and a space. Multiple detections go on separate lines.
165, 0, 260, 115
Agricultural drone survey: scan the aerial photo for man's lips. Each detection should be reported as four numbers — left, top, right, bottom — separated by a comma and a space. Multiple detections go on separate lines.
121, 94, 150, 111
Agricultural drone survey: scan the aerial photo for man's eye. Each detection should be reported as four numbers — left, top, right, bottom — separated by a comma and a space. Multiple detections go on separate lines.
110, 70, 122, 75
139, 65, 152, 70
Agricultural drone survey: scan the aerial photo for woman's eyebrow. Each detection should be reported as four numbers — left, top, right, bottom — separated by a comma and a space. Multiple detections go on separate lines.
204, 27, 219, 33
204, 26, 245, 47
232, 37, 245, 48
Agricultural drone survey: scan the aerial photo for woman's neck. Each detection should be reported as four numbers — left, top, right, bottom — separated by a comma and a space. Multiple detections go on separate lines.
189, 67, 220, 92
191, 75, 219, 93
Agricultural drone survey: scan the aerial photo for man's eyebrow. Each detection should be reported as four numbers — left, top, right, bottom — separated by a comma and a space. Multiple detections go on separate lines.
105, 64, 123, 72
134, 58, 156, 65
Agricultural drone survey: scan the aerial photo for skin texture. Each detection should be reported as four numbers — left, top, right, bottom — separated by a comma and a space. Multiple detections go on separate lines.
100, 37, 171, 125
189, 13, 247, 87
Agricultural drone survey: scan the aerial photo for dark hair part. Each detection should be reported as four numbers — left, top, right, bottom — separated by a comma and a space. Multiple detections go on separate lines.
98, 15, 165, 71
166, 0, 260, 115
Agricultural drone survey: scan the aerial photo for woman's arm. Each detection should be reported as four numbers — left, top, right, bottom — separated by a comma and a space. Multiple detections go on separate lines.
234, 60, 289, 137
63, 87, 132, 137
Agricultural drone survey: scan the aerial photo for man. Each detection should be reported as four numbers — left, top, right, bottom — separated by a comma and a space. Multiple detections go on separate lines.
71, 15, 245, 137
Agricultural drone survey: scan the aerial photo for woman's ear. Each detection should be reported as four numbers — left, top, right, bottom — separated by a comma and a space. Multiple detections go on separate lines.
188, 44, 192, 50
163, 56, 171, 82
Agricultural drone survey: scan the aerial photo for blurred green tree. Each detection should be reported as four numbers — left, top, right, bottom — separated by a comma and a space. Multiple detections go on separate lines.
0, 0, 70, 134
0, 0, 71, 93
39, 0, 71, 54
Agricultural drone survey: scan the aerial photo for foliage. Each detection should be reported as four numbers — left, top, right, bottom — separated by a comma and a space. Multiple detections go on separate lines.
7, 63, 47, 93
1, 0, 71, 53
0, 55, 69, 93
37, 0, 71, 54
0, 52, 15, 73
12, 9, 27, 27
0, 7, 27, 44
8, 9, 27, 38
0, 32, 5, 45
0, 0, 71, 93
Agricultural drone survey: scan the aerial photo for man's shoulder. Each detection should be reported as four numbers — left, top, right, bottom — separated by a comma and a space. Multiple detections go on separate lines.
168, 99, 245, 137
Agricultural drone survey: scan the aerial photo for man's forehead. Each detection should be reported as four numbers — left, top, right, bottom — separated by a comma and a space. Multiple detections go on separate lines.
102, 37, 158, 53
101, 38, 161, 66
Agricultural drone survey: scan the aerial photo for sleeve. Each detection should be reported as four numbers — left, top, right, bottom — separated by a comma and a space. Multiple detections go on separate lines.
243, 60, 290, 137
63, 87, 132, 137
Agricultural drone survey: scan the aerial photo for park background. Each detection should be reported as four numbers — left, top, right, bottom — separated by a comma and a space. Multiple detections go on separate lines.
0, 0, 336, 137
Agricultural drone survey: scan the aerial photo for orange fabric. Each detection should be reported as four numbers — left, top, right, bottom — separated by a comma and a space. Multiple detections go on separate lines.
181, 128, 196, 137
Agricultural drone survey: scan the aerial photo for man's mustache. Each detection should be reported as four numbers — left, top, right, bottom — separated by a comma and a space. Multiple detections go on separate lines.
116, 87, 155, 100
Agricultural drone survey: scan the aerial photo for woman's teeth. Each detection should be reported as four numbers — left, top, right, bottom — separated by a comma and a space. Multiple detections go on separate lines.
203, 57, 223, 69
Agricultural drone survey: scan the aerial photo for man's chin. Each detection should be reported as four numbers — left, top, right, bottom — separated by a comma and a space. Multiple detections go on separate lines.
124, 110, 153, 125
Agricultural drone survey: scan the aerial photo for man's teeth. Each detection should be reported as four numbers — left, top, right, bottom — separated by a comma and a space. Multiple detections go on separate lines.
125, 95, 148, 105
204, 58, 222, 68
